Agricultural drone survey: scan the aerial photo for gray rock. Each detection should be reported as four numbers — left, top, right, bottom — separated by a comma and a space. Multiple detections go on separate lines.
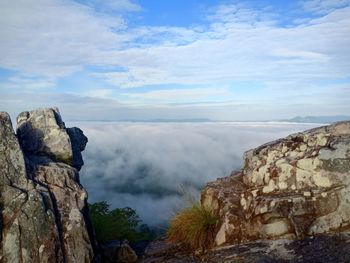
17, 107, 73, 165
0, 108, 95, 262
142, 233, 350, 262
0, 111, 63, 262
201, 121, 350, 247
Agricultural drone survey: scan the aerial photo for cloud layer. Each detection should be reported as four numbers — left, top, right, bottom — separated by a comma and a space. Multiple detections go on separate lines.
76, 122, 318, 225
1, 0, 349, 121
1, 0, 349, 91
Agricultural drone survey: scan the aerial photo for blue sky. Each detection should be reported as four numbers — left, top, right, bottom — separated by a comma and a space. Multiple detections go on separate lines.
0, 0, 349, 120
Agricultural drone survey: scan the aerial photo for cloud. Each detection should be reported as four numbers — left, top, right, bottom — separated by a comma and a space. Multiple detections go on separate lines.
0, 0, 349, 92
80, 0, 141, 12
89, 5, 350, 89
0, 0, 125, 78
85, 88, 114, 98
1, 86, 349, 123
122, 87, 233, 104
77, 122, 320, 224
0, 75, 56, 90
300, 0, 350, 14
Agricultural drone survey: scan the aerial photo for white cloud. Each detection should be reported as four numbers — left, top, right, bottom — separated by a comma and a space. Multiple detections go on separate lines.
0, 75, 56, 90
92, 5, 350, 89
85, 88, 113, 98
0, 0, 349, 98
2, 84, 349, 122
300, 0, 350, 14
82, 0, 141, 12
78, 121, 320, 224
122, 87, 233, 103
0, 0, 125, 78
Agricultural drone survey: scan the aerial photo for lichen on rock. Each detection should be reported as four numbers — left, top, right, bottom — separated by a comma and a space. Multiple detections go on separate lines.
201, 121, 350, 246
0, 108, 95, 263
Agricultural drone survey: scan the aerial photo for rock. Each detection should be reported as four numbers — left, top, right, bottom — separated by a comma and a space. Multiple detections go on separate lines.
0, 112, 63, 262
142, 233, 350, 262
0, 108, 95, 262
101, 240, 138, 263
101, 240, 122, 263
203, 232, 350, 263
117, 241, 138, 263
141, 240, 197, 263
67, 127, 88, 170
201, 121, 350, 246
17, 107, 73, 164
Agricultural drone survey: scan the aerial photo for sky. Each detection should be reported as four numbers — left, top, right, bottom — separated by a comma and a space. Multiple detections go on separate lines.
1, 0, 350, 121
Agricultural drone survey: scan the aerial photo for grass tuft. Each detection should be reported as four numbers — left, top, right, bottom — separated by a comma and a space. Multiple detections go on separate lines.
167, 202, 218, 252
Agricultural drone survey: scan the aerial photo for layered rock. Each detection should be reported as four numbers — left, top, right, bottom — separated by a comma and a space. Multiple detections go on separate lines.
0, 108, 95, 262
201, 121, 350, 246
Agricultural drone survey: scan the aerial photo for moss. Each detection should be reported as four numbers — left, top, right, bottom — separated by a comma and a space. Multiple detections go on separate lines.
51, 152, 73, 166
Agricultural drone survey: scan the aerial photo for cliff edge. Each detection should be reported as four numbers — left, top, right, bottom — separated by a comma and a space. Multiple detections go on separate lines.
0, 108, 95, 262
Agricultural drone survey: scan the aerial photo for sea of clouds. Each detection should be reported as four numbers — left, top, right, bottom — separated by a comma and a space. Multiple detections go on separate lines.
70, 121, 320, 226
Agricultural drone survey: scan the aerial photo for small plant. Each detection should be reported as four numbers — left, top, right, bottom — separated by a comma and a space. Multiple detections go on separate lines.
167, 202, 218, 252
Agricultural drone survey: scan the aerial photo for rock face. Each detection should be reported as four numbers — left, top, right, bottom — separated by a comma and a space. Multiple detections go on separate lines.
0, 108, 95, 262
201, 121, 350, 246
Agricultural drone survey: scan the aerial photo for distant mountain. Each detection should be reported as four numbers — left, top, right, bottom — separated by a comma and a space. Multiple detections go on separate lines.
68, 118, 213, 123
284, 115, 350, 123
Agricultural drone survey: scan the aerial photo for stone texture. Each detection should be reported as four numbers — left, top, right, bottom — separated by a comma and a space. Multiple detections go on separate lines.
17, 107, 73, 165
101, 240, 138, 263
117, 241, 138, 263
0, 108, 95, 262
201, 121, 350, 246
141, 233, 350, 263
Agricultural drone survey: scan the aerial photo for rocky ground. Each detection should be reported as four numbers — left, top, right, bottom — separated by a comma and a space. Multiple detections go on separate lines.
142, 233, 350, 262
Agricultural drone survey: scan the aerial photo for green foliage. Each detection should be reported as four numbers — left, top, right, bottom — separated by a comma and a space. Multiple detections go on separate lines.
167, 202, 218, 252
89, 201, 155, 244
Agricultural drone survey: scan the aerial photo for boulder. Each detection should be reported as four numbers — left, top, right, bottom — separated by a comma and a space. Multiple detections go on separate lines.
117, 241, 138, 263
201, 121, 350, 246
17, 107, 73, 165
0, 108, 95, 262
101, 240, 138, 263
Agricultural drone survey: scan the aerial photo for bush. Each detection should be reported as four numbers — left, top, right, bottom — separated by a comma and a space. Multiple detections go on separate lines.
167, 202, 218, 252
89, 201, 155, 244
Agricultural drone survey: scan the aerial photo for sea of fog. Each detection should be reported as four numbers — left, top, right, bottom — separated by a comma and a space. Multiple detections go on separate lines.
67, 121, 322, 226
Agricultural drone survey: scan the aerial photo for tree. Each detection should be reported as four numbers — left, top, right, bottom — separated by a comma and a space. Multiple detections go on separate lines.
89, 201, 154, 244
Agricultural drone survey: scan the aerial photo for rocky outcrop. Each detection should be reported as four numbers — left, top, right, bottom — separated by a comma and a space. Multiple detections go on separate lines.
0, 108, 95, 262
201, 121, 350, 246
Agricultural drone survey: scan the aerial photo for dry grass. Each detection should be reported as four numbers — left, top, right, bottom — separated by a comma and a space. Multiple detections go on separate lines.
167, 202, 218, 252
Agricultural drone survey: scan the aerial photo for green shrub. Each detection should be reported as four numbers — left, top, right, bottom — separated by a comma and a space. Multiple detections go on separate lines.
167, 202, 218, 252
89, 201, 154, 244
